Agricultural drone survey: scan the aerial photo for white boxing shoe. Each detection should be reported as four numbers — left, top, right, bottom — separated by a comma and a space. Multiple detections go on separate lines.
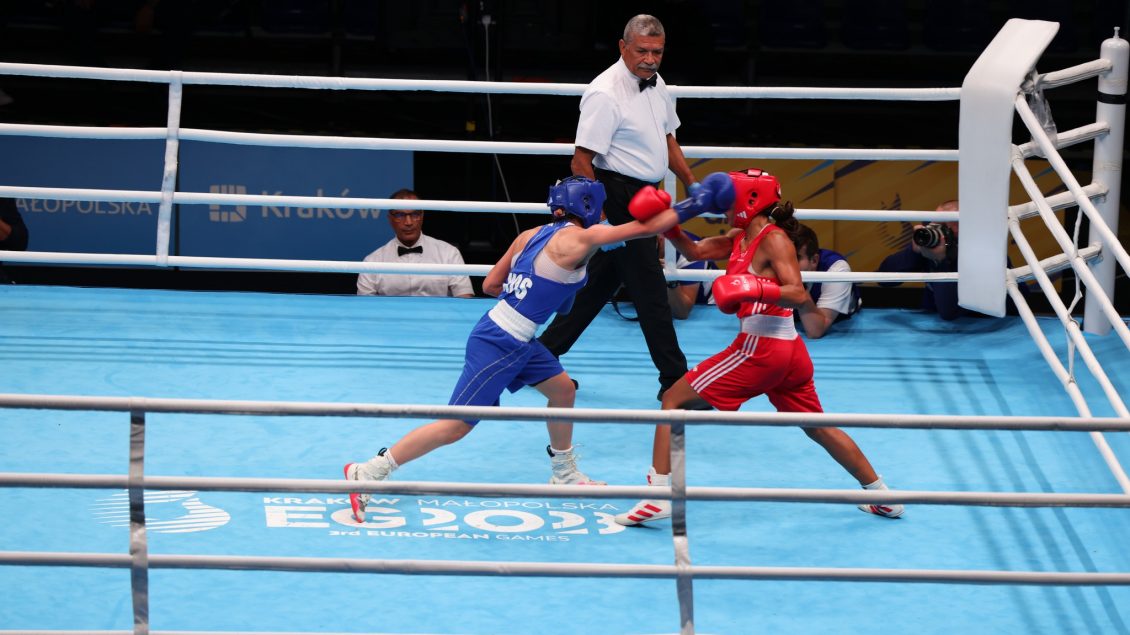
857, 475, 905, 519
548, 445, 606, 485
615, 467, 672, 526
344, 448, 395, 523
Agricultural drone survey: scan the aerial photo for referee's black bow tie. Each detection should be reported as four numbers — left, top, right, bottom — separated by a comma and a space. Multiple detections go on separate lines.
398, 245, 423, 256
638, 74, 657, 91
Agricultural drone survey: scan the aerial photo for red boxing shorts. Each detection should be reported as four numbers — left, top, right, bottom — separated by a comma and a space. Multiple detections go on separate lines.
684, 333, 823, 413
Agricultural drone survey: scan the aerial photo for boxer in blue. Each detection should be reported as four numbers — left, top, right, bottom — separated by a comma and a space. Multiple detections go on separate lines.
344, 173, 734, 523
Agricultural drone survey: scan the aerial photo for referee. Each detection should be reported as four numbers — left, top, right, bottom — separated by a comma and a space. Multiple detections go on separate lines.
537, 14, 699, 400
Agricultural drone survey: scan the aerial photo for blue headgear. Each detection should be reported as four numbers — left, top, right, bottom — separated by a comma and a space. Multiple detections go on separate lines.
547, 176, 606, 228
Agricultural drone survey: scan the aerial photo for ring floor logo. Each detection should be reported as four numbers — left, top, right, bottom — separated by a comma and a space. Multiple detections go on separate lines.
91, 490, 231, 533
264, 496, 628, 542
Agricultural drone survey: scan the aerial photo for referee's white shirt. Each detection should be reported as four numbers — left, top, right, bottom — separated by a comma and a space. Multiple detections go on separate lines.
356, 233, 473, 297
575, 59, 681, 183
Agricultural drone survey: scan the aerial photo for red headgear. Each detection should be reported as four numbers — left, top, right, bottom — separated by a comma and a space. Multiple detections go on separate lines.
728, 168, 781, 229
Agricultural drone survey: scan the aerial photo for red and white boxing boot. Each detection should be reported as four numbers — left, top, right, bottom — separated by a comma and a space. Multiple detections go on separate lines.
614, 468, 672, 526
857, 475, 905, 519
344, 448, 397, 523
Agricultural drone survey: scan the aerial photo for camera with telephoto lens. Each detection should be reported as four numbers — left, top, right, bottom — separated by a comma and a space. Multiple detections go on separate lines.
912, 223, 955, 249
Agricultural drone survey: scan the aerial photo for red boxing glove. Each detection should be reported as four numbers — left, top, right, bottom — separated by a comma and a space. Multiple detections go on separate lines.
663, 225, 684, 240
711, 274, 782, 314
628, 186, 672, 221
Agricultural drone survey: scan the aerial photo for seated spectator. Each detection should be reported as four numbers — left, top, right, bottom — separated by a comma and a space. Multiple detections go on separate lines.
792, 223, 861, 338
357, 189, 473, 298
0, 198, 29, 284
878, 200, 963, 320
614, 231, 719, 322
659, 231, 716, 320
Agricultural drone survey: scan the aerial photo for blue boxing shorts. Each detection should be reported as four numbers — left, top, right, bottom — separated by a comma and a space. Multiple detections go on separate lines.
448, 314, 564, 424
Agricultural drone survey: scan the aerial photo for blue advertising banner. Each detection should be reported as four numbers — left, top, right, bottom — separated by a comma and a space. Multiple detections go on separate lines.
177, 142, 411, 261
0, 136, 166, 254
0, 137, 412, 260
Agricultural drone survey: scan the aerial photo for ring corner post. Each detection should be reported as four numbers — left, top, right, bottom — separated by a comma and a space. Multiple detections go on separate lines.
1083, 30, 1129, 336
958, 18, 1059, 317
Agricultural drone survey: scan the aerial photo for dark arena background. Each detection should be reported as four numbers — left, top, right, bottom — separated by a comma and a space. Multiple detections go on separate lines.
0, 0, 1127, 311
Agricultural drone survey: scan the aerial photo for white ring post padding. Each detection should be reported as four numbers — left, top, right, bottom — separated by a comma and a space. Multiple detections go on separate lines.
959, 18, 1060, 317
1084, 32, 1129, 335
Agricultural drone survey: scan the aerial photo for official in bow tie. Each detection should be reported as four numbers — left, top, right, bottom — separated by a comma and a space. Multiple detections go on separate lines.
356, 188, 474, 298
537, 13, 701, 404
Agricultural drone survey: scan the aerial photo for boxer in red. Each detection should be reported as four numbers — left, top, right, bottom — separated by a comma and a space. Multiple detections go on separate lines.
616, 168, 904, 526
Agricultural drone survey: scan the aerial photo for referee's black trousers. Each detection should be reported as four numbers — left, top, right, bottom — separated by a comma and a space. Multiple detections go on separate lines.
537, 169, 688, 395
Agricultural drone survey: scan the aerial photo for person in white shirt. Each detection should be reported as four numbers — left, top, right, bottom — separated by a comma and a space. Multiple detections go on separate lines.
793, 223, 862, 339
537, 14, 699, 400
356, 188, 474, 298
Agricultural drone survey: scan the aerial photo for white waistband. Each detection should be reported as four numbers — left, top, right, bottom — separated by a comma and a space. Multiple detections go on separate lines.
739, 313, 797, 340
488, 300, 538, 342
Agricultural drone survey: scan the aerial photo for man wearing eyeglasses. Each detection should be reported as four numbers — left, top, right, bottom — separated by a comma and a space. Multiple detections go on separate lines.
356, 188, 474, 297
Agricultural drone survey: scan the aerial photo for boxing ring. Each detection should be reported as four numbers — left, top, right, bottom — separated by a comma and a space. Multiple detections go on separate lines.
1, 18, 1129, 635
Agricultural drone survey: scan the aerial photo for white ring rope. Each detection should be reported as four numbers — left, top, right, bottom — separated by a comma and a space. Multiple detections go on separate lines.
1015, 97, 1130, 279
2, 473, 1128, 509
0, 250, 953, 283
0, 122, 957, 160
0, 183, 970, 222
1006, 278, 1130, 495
5, 392, 1130, 431
1007, 194, 1130, 418
1011, 145, 1130, 353
2, 551, 1129, 586
0, 61, 963, 100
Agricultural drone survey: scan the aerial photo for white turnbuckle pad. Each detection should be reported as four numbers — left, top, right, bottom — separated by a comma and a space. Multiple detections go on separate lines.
959, 18, 1059, 316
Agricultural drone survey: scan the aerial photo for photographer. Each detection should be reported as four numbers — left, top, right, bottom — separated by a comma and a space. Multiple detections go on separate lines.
794, 223, 862, 338
878, 199, 963, 320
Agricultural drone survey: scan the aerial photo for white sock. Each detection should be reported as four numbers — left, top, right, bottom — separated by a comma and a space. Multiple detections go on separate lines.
378, 448, 400, 471
862, 476, 888, 490
549, 445, 573, 456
